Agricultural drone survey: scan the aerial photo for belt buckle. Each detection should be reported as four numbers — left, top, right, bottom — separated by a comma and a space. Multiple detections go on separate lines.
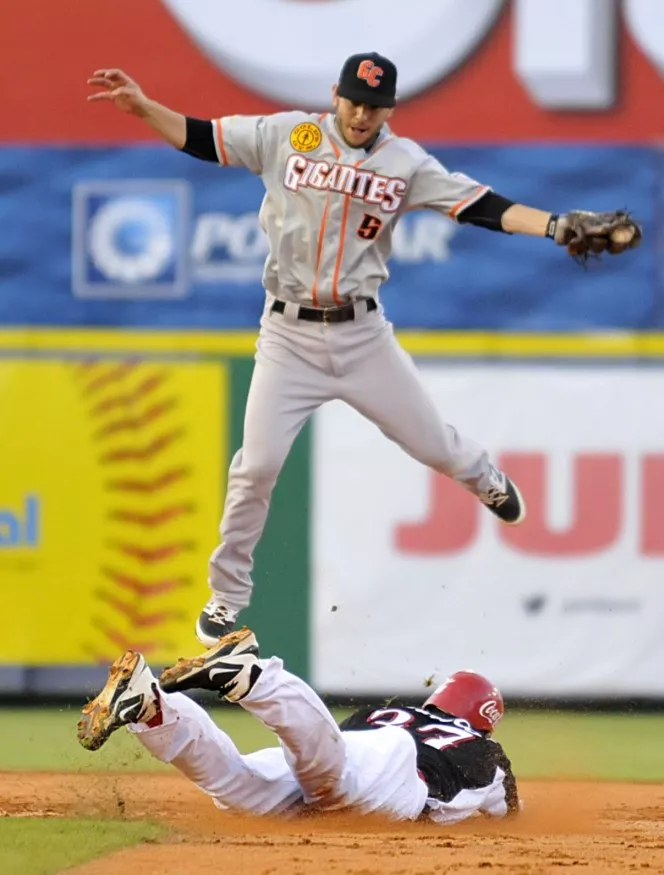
322, 307, 330, 325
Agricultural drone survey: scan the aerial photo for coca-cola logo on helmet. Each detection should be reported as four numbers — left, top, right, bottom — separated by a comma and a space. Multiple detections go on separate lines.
478, 700, 502, 726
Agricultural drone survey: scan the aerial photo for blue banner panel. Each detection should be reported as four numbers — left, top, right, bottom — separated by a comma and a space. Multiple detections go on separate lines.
0, 145, 658, 330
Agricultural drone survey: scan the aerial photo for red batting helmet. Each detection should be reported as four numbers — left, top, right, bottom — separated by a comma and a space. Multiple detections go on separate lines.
423, 670, 504, 733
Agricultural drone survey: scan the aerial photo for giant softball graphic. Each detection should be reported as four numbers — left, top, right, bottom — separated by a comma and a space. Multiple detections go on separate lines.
0, 354, 226, 665
161, 0, 505, 108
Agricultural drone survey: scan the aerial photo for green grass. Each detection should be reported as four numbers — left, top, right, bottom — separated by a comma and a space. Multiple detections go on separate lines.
0, 818, 164, 875
0, 704, 292, 772
494, 711, 664, 782
2, 706, 664, 875
2, 705, 664, 781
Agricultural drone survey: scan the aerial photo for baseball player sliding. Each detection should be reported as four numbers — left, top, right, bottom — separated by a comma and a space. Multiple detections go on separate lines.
88, 53, 642, 646
78, 628, 520, 824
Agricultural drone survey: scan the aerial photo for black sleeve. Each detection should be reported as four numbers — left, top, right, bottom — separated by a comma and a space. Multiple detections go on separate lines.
456, 191, 515, 233
180, 117, 218, 163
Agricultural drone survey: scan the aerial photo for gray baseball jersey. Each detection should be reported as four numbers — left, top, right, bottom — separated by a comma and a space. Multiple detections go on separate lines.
211, 111, 490, 307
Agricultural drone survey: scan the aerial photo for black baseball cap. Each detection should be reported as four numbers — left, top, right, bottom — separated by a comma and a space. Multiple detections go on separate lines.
337, 52, 397, 108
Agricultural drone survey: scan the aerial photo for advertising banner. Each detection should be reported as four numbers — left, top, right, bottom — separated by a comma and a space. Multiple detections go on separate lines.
312, 363, 664, 697
0, 349, 226, 665
3, 1, 664, 144
0, 145, 659, 331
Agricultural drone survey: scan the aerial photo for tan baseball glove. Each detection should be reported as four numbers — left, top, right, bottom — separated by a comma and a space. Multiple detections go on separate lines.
550, 210, 642, 263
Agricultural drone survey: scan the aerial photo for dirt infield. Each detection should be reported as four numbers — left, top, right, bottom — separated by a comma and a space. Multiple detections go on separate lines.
3, 772, 664, 874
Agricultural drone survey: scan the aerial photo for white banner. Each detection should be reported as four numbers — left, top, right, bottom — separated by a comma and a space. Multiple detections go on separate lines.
312, 364, 664, 697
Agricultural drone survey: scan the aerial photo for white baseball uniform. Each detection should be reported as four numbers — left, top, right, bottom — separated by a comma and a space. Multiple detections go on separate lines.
130, 656, 513, 823
207, 110, 498, 610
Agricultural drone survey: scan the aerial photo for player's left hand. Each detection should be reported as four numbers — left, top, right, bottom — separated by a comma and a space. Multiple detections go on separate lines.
551, 210, 642, 264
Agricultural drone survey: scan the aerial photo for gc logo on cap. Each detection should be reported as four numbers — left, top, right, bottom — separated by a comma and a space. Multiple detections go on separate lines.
337, 51, 397, 108
357, 59, 384, 88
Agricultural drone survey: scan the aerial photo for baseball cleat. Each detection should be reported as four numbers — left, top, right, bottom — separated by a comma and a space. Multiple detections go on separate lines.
77, 651, 159, 751
478, 467, 526, 525
160, 627, 261, 703
196, 598, 239, 647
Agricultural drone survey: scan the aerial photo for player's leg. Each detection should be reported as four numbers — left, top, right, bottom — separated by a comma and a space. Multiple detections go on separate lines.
199, 327, 329, 644
242, 671, 425, 820
160, 628, 349, 808
339, 327, 525, 523
76, 648, 302, 816
130, 694, 303, 816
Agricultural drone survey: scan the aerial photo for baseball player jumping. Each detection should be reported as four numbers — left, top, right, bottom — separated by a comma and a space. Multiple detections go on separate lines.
78, 627, 520, 824
87, 53, 641, 645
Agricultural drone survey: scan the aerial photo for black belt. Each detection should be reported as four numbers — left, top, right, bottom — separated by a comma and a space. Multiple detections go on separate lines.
270, 298, 377, 324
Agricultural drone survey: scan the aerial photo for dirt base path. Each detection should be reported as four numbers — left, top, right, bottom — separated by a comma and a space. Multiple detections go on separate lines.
3, 772, 664, 874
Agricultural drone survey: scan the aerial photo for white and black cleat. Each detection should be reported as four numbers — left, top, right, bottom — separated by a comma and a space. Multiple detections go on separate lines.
160, 627, 261, 703
196, 598, 239, 648
77, 651, 159, 751
478, 467, 527, 525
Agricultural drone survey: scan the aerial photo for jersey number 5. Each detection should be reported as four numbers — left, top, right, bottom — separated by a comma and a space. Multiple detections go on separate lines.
357, 214, 383, 241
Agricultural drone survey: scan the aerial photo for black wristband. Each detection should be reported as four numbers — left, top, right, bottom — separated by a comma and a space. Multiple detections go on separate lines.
181, 117, 218, 163
546, 214, 560, 239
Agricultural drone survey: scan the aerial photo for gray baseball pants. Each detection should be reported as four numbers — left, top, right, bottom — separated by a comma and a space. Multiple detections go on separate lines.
208, 295, 492, 611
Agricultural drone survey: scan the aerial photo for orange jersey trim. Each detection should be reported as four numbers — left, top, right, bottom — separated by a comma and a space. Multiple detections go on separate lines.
332, 195, 352, 305
312, 194, 331, 308
213, 118, 229, 166
449, 185, 491, 219
331, 159, 364, 304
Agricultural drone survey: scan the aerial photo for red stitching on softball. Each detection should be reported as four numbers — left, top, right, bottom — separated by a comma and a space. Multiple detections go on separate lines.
99, 429, 183, 463
82, 359, 202, 657
82, 361, 139, 396
105, 467, 190, 494
107, 540, 195, 563
93, 399, 177, 439
108, 503, 195, 527
89, 373, 167, 415
92, 619, 170, 654
95, 590, 186, 627
101, 567, 192, 596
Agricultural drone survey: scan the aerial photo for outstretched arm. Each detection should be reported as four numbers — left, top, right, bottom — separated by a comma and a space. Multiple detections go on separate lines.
459, 193, 641, 260
500, 204, 551, 237
87, 69, 187, 148
87, 69, 268, 172
455, 192, 552, 237
407, 156, 642, 261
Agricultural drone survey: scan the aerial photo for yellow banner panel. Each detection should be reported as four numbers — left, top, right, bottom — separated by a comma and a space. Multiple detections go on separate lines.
0, 357, 226, 665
